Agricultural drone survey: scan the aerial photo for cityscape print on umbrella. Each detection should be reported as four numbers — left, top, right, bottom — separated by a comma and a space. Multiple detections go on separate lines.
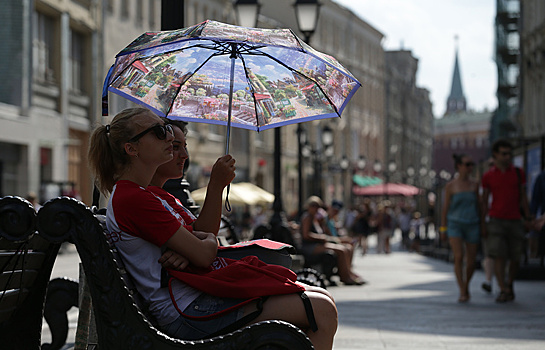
105, 20, 361, 132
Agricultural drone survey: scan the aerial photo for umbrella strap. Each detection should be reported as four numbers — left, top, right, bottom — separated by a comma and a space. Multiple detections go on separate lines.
225, 184, 231, 212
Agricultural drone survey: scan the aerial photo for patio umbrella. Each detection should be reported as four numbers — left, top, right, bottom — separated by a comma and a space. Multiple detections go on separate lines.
353, 183, 421, 197
191, 182, 274, 206
102, 20, 361, 154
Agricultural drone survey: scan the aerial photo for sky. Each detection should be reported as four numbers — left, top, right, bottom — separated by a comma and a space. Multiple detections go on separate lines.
332, 0, 497, 118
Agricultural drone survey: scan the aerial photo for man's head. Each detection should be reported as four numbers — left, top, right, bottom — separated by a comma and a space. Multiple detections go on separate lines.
491, 139, 513, 168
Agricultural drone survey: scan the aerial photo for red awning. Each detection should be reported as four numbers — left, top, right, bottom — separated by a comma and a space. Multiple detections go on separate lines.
131, 60, 149, 73
353, 183, 421, 197
254, 93, 271, 100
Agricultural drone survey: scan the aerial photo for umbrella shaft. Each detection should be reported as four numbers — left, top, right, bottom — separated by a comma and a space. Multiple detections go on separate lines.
225, 43, 237, 156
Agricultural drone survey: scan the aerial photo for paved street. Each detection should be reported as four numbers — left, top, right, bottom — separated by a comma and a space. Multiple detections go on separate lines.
331, 246, 545, 349
43, 238, 545, 350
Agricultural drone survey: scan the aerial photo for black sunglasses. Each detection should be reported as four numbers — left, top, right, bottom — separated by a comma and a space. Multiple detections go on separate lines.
462, 162, 475, 167
128, 123, 173, 143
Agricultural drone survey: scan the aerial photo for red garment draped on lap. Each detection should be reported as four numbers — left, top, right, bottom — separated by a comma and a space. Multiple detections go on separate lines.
167, 255, 304, 299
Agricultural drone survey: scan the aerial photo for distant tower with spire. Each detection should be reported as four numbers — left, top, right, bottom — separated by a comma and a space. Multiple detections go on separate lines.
445, 36, 467, 115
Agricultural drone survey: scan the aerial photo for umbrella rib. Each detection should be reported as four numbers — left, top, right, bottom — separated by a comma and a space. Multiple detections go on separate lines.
237, 55, 262, 131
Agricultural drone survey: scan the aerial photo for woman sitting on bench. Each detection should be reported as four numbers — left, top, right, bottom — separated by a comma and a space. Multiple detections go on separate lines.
88, 107, 337, 350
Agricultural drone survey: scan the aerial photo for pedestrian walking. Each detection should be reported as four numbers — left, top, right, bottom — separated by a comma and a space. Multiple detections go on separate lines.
481, 139, 534, 303
397, 206, 413, 251
351, 200, 373, 255
376, 201, 395, 254
440, 153, 482, 302
480, 157, 496, 294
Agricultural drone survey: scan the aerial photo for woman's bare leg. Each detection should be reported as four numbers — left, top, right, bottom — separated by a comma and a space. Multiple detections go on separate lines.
464, 242, 478, 295
449, 237, 467, 301
247, 291, 337, 350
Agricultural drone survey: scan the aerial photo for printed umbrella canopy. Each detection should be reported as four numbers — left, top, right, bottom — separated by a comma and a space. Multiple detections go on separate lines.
103, 20, 361, 152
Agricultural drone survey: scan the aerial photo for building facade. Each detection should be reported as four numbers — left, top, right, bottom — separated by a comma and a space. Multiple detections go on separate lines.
385, 50, 434, 189
1, 0, 434, 215
0, 0, 104, 203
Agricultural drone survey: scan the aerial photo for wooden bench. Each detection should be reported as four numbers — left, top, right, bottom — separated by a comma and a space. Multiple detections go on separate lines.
36, 197, 314, 350
0, 196, 66, 350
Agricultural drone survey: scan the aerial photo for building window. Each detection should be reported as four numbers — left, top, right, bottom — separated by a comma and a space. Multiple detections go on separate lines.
136, 0, 143, 23
70, 30, 85, 93
106, 0, 114, 12
121, 0, 129, 18
148, 0, 156, 28
33, 11, 55, 83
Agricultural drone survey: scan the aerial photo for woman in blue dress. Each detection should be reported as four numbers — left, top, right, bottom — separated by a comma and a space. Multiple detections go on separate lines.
440, 154, 482, 302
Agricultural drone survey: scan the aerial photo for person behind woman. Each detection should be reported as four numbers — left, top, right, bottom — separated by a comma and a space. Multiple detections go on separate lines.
147, 119, 233, 269
88, 108, 337, 349
300, 196, 364, 285
351, 200, 373, 255
376, 201, 394, 254
440, 153, 482, 302
149, 119, 335, 301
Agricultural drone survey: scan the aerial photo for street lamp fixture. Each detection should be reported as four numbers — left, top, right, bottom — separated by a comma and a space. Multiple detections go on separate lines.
234, 0, 261, 28
388, 160, 397, 174
293, 0, 321, 43
340, 156, 349, 171
322, 125, 334, 158
373, 160, 382, 174
406, 166, 415, 178
419, 166, 427, 178
357, 156, 367, 171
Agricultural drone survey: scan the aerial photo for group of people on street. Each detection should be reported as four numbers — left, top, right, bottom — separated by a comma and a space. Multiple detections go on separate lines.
440, 139, 544, 304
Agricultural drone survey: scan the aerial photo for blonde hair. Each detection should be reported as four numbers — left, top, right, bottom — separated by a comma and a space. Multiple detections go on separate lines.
88, 107, 153, 194
305, 196, 324, 209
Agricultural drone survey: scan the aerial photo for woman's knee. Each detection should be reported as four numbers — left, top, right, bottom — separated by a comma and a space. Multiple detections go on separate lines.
308, 292, 338, 333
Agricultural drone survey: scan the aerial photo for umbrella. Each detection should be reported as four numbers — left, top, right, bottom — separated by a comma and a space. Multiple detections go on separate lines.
191, 182, 274, 206
353, 183, 421, 197
102, 20, 361, 153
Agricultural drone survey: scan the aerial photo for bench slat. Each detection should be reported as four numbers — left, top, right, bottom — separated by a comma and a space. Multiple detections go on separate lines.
0, 270, 38, 290
0, 288, 29, 323
0, 251, 46, 270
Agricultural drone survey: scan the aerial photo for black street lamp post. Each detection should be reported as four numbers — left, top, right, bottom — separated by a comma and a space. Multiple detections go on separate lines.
294, 0, 321, 218
340, 155, 349, 206
302, 125, 333, 200
384, 160, 397, 199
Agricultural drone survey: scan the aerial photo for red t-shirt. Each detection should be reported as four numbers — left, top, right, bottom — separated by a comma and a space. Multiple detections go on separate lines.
481, 165, 525, 220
